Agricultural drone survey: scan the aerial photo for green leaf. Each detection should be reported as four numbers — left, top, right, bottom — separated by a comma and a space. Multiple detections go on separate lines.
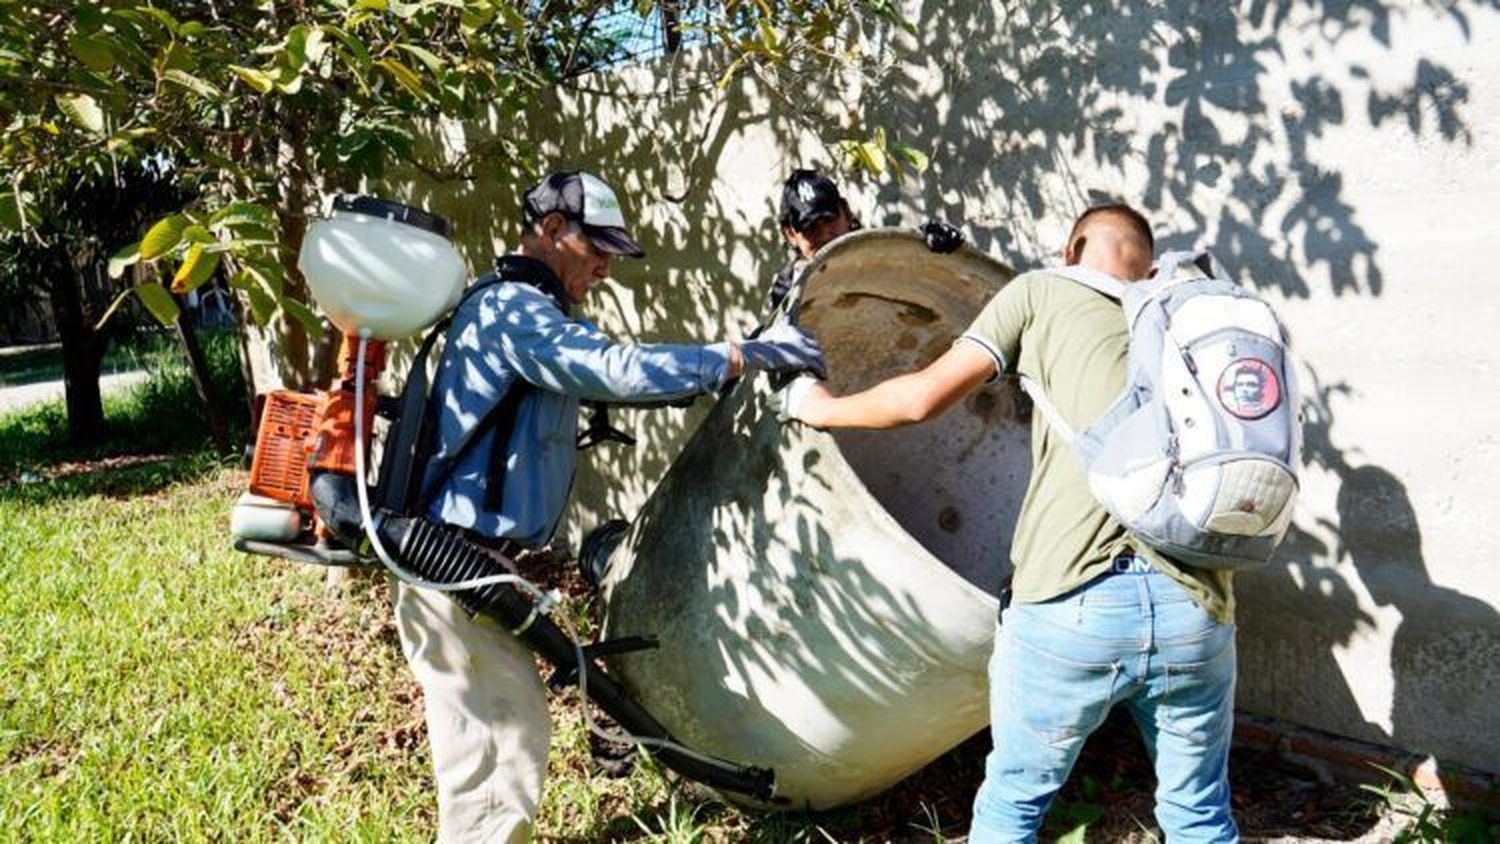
397, 43, 444, 74
224, 226, 278, 247
495, 2, 527, 36
55, 93, 106, 135
275, 71, 304, 95
140, 214, 189, 260
285, 24, 312, 69
323, 25, 372, 68
171, 244, 220, 294
757, 19, 781, 55
244, 285, 275, 326
893, 142, 930, 173
155, 41, 191, 74
282, 297, 325, 339
460, 4, 496, 32
78, 5, 108, 29
208, 201, 274, 229
135, 282, 181, 326
69, 34, 116, 72
229, 65, 275, 94
837, 138, 884, 176
163, 68, 223, 100
181, 224, 217, 245
138, 6, 181, 36
0, 192, 23, 230
243, 257, 285, 296
387, 0, 421, 19
107, 241, 141, 279
106, 126, 157, 154
336, 128, 375, 160
1053, 801, 1102, 844
376, 57, 423, 96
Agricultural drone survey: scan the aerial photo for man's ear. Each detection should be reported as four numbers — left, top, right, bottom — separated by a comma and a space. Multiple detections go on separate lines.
1063, 235, 1085, 266
539, 212, 568, 242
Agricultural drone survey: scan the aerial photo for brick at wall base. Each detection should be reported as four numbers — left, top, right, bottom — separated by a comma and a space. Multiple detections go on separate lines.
1234, 711, 1499, 813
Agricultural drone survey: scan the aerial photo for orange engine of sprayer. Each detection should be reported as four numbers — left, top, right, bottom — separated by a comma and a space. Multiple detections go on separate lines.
247, 334, 384, 535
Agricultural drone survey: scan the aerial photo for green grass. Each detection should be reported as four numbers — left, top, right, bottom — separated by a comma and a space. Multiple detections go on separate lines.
0, 463, 432, 839
0, 328, 246, 478
0, 458, 970, 841
0, 332, 181, 389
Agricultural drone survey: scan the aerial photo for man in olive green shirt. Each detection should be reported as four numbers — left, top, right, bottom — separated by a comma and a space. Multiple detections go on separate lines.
783, 204, 1240, 842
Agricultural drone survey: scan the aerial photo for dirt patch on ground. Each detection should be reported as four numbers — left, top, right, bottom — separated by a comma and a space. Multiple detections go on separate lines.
714, 707, 1396, 841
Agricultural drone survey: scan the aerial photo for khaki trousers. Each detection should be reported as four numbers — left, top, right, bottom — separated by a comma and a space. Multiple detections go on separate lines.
394, 581, 551, 843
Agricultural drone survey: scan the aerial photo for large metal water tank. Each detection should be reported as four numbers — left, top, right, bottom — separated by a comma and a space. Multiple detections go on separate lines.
597, 229, 1032, 809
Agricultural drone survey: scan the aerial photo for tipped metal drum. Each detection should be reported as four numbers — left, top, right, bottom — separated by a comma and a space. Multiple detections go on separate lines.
598, 229, 1029, 809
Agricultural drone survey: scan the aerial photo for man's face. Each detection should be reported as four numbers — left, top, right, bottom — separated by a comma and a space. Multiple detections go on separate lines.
1233, 371, 1263, 406
536, 215, 612, 304
784, 210, 853, 259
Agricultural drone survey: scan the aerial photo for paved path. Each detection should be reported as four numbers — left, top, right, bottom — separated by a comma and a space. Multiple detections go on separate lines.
0, 370, 150, 415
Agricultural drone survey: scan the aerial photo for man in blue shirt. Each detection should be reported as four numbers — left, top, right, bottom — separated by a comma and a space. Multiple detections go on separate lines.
395, 170, 825, 843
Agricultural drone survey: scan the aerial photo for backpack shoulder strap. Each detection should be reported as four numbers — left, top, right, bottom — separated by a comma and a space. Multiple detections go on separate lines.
1050, 265, 1128, 300
1154, 249, 1227, 285
1017, 375, 1078, 445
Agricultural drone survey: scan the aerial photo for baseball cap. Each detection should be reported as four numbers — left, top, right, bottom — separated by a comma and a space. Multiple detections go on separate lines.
522, 171, 646, 258
779, 169, 844, 232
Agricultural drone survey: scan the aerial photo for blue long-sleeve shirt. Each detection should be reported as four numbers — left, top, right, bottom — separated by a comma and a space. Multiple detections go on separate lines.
423, 256, 732, 547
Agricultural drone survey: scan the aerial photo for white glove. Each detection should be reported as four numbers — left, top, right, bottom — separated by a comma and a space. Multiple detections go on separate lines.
778, 374, 823, 424
739, 323, 828, 379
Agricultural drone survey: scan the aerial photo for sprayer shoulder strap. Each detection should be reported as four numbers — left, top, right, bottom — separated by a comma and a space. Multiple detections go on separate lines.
410, 272, 509, 509
414, 379, 531, 513
377, 312, 452, 513
414, 269, 545, 514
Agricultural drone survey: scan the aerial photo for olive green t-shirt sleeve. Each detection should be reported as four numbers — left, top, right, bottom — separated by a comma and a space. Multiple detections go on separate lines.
957, 272, 1039, 376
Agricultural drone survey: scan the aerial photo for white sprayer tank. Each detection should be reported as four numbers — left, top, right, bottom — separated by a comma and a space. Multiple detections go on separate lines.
297, 195, 466, 340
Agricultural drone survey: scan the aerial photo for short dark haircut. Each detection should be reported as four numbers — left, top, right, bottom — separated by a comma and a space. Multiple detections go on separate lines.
1067, 203, 1153, 254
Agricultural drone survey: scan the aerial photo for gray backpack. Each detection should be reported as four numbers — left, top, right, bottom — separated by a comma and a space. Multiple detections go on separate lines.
1020, 251, 1301, 570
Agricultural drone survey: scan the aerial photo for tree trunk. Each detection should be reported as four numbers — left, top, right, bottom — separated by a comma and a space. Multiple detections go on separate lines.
173, 298, 231, 456
226, 277, 261, 444
271, 107, 335, 391
47, 249, 106, 444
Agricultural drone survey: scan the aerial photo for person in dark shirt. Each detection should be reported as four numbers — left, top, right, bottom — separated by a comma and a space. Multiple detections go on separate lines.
760, 168, 966, 326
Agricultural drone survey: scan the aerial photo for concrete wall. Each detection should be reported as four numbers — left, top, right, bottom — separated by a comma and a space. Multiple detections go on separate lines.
385, 1, 1500, 777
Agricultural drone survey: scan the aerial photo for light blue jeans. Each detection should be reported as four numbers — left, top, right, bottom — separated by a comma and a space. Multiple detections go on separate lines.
970, 559, 1239, 843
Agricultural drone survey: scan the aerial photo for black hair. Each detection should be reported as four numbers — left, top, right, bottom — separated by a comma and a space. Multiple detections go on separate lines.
1067, 203, 1154, 255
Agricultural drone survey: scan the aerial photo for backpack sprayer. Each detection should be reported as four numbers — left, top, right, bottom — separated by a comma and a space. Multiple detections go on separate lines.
229, 195, 775, 802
